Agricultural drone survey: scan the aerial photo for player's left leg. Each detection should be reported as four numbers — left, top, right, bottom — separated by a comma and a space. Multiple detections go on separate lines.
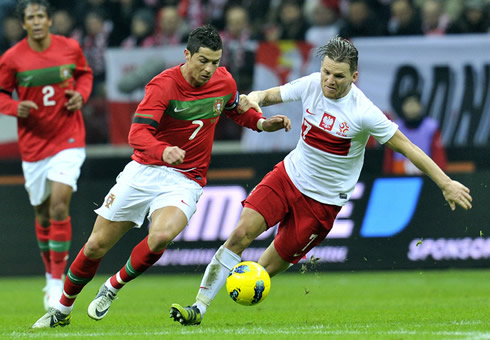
258, 242, 291, 277
34, 198, 53, 310
88, 206, 188, 320
45, 181, 73, 308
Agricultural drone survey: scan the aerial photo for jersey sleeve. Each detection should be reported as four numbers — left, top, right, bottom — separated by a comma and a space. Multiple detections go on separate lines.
222, 73, 265, 130
225, 107, 264, 131
363, 106, 398, 144
128, 81, 171, 160
0, 52, 20, 117
279, 74, 313, 103
72, 41, 93, 103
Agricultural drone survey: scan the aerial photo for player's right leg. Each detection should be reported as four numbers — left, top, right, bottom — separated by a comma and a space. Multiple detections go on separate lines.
31, 217, 133, 328
170, 208, 268, 326
171, 162, 293, 325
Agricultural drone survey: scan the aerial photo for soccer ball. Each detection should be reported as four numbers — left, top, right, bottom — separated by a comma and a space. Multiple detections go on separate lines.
226, 261, 271, 306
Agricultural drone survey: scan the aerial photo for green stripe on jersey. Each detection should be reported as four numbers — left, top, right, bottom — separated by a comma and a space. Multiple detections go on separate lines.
167, 94, 233, 120
16, 64, 76, 87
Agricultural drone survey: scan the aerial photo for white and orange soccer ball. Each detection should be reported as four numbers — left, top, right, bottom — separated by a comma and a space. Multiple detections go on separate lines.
226, 261, 271, 306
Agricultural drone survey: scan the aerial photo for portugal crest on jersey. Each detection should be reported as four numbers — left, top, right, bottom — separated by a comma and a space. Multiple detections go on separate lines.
213, 98, 224, 115
60, 65, 72, 80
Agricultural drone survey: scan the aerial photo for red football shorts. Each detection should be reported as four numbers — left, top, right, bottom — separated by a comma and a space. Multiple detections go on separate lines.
243, 161, 341, 264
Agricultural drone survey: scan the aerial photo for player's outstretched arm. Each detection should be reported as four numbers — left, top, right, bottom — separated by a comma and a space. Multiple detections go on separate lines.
238, 87, 283, 114
385, 129, 472, 211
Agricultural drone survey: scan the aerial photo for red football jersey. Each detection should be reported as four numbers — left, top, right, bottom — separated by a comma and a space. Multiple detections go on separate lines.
129, 64, 264, 186
0, 34, 93, 161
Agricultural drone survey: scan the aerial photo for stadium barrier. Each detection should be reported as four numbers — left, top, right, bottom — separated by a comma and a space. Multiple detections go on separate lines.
0, 152, 488, 276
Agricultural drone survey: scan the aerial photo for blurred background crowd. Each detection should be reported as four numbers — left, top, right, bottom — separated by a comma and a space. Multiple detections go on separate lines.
1, 0, 489, 144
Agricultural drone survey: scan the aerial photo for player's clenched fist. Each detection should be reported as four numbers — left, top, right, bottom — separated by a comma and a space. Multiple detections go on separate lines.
17, 100, 38, 118
163, 146, 186, 165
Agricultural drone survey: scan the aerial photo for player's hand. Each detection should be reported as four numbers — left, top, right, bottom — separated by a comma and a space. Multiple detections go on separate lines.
262, 115, 291, 132
237, 94, 262, 114
17, 100, 38, 118
441, 180, 472, 211
162, 146, 185, 165
65, 90, 84, 111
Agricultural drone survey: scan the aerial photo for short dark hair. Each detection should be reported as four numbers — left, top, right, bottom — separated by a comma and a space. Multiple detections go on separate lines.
317, 36, 359, 73
186, 25, 223, 55
16, 0, 53, 21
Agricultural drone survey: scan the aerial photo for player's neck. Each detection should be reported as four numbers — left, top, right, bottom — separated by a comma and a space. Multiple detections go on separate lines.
27, 34, 51, 52
180, 63, 194, 86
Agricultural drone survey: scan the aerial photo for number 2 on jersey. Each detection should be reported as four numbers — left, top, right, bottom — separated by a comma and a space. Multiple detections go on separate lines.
42, 85, 56, 106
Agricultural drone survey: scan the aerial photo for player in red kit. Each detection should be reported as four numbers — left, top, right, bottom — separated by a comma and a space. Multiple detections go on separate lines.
32, 24, 291, 328
0, 0, 93, 310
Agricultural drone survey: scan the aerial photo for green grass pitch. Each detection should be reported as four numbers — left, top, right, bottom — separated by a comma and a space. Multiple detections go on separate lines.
1, 269, 488, 339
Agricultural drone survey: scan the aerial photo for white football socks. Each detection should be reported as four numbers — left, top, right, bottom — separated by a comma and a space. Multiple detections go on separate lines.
195, 245, 241, 315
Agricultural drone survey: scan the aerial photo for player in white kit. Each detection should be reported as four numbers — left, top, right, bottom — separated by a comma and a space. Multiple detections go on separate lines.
170, 36, 473, 325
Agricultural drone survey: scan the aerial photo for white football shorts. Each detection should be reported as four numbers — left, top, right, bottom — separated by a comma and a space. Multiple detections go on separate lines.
22, 147, 86, 206
95, 160, 203, 228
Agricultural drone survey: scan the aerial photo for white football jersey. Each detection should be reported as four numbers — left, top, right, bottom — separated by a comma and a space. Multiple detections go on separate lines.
280, 72, 398, 206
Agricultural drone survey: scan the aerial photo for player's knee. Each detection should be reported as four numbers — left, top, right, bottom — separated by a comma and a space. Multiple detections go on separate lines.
84, 237, 108, 259
36, 215, 50, 228
147, 230, 173, 252
227, 226, 256, 250
49, 201, 69, 220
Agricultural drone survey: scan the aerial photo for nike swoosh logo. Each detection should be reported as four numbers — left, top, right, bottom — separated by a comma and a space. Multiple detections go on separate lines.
181, 200, 189, 206
23, 76, 33, 82
306, 108, 314, 115
174, 107, 189, 113
95, 307, 109, 317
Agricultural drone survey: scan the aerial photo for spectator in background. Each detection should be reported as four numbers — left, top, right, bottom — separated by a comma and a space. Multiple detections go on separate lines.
421, 0, 450, 35
383, 92, 447, 175
121, 8, 156, 48
220, 5, 256, 91
304, 0, 341, 47
338, 0, 385, 38
51, 9, 82, 41
177, 0, 206, 31
216, 5, 257, 140
447, 0, 489, 34
0, 15, 25, 54
81, 9, 111, 97
80, 9, 112, 144
276, 0, 310, 40
388, 0, 423, 36
0, 0, 18, 38
109, 0, 146, 46
150, 5, 189, 46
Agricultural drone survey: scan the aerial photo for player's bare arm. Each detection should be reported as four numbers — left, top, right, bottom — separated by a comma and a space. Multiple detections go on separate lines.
386, 129, 472, 211
248, 87, 283, 107
163, 146, 186, 165
17, 100, 38, 118
64, 90, 84, 111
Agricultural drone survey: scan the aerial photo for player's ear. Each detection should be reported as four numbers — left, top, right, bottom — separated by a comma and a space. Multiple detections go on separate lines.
352, 71, 359, 83
184, 49, 191, 62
